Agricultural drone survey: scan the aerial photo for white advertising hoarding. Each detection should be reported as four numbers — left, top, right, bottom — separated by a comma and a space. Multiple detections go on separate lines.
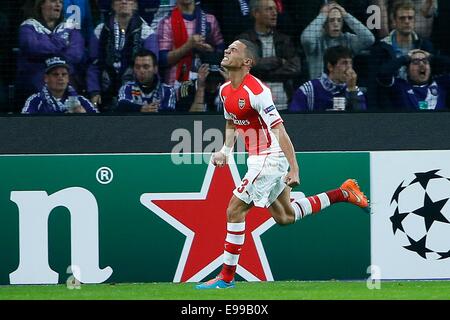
371, 150, 450, 280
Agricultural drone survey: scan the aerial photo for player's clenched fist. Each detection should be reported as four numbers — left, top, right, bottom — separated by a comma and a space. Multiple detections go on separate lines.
285, 170, 300, 188
211, 151, 227, 167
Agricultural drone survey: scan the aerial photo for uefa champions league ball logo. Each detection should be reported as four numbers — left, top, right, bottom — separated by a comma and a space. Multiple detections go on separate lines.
389, 170, 450, 260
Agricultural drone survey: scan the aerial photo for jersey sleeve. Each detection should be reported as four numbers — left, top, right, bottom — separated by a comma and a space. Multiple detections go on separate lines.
250, 85, 283, 128
117, 83, 143, 112
21, 94, 41, 114
219, 83, 233, 120
223, 107, 233, 120
288, 86, 309, 111
78, 96, 99, 113
118, 83, 133, 102
161, 85, 176, 111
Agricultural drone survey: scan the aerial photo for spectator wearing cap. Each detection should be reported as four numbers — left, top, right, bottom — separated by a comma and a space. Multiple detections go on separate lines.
15, 0, 85, 111
117, 49, 176, 112
22, 57, 98, 114
376, 49, 450, 110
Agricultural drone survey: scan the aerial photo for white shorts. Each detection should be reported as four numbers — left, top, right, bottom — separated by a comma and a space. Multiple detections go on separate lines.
233, 153, 289, 208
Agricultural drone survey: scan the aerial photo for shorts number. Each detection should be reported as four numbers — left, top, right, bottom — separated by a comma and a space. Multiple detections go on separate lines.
237, 179, 249, 193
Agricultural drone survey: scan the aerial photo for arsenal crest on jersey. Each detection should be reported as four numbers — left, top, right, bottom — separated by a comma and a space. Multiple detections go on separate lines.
238, 98, 246, 109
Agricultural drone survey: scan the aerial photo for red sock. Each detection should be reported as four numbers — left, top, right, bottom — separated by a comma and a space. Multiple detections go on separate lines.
220, 264, 237, 282
326, 188, 346, 204
292, 189, 346, 219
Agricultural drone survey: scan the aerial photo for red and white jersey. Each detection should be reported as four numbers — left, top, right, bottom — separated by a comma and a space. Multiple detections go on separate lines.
219, 74, 283, 155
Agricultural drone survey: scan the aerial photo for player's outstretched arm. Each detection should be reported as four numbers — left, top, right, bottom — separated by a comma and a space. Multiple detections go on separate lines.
211, 120, 236, 167
273, 123, 300, 187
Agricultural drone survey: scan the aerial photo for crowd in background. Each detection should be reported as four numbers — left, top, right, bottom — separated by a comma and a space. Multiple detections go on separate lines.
0, 0, 449, 114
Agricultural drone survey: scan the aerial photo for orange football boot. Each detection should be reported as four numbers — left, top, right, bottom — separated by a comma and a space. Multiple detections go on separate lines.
340, 179, 370, 211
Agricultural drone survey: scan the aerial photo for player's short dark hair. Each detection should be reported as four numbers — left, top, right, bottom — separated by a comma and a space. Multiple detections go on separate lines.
323, 45, 353, 74
237, 39, 260, 67
133, 49, 158, 66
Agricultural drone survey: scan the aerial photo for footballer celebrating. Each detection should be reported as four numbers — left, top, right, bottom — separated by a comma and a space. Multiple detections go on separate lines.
196, 40, 369, 289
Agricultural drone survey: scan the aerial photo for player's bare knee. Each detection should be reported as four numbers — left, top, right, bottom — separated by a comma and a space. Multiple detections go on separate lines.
272, 208, 295, 225
226, 205, 245, 223
273, 214, 294, 226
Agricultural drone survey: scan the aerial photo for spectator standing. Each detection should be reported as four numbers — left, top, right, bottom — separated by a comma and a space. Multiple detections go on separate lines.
22, 56, 98, 113
117, 49, 176, 112
369, 0, 434, 109
287, 0, 374, 40
238, 0, 302, 110
374, 0, 437, 39
289, 45, 366, 112
301, 2, 375, 79
87, 0, 158, 111
158, 0, 224, 85
68, 0, 178, 30
200, 0, 253, 46
414, 0, 437, 39
15, 0, 85, 111
202, 0, 293, 44
139, 0, 177, 29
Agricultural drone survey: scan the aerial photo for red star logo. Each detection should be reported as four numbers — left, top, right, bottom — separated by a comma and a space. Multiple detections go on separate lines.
140, 159, 277, 282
